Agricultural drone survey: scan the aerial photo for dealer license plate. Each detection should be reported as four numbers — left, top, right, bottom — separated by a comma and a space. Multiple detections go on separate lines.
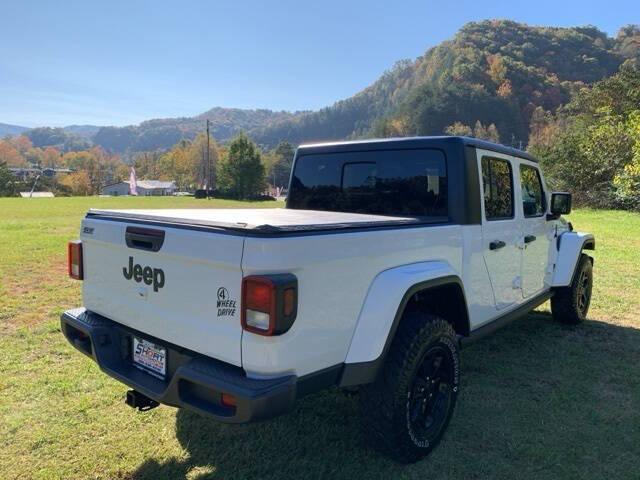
132, 337, 166, 379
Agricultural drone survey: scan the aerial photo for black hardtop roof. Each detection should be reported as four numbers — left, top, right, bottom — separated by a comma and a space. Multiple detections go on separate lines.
296, 136, 537, 162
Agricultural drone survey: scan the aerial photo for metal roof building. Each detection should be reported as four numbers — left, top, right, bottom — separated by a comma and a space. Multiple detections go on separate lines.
100, 180, 176, 196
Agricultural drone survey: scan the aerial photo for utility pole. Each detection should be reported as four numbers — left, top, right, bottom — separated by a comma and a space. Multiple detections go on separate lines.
202, 147, 206, 188
206, 119, 211, 197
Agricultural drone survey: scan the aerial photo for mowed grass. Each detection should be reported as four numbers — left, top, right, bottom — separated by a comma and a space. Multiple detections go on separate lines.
0, 198, 639, 480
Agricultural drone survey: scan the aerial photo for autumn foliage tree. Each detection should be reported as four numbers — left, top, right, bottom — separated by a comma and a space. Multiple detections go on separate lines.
42, 146, 60, 168
60, 171, 92, 196
530, 66, 640, 210
444, 121, 500, 142
138, 132, 219, 191
0, 140, 24, 167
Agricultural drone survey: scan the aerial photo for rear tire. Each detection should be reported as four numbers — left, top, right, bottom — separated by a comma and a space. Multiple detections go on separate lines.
359, 314, 459, 463
551, 254, 593, 324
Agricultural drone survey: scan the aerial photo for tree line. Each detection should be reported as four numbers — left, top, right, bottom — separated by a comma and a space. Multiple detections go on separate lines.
0, 130, 295, 198
131, 132, 294, 198
0, 134, 124, 196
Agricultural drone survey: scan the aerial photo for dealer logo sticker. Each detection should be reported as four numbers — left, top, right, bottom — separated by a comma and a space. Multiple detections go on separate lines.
217, 287, 236, 317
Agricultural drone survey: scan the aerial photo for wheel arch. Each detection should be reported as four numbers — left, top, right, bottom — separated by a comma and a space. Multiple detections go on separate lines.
551, 232, 595, 288
340, 265, 470, 387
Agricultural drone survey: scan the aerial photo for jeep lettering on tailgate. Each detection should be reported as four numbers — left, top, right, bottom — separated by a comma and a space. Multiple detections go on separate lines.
122, 256, 165, 292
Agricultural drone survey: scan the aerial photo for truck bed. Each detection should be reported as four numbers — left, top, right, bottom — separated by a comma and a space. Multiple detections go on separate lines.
86, 208, 430, 234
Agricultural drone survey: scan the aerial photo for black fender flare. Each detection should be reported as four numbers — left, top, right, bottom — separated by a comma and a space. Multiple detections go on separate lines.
339, 276, 469, 387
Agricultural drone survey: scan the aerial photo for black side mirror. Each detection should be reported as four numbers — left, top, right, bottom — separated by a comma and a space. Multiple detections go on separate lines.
548, 192, 572, 219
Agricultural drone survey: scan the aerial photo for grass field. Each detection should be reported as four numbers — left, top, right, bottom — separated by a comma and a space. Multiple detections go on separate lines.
0, 197, 639, 479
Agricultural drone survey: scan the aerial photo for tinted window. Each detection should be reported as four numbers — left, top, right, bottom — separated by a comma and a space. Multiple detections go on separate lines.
482, 157, 513, 220
520, 165, 545, 217
288, 149, 447, 217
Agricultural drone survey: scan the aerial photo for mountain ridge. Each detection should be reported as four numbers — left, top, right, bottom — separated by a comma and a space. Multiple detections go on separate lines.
0, 123, 29, 137
4, 20, 640, 154
93, 20, 640, 152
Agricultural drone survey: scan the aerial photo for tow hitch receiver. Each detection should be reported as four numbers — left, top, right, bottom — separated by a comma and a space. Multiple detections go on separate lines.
125, 390, 159, 411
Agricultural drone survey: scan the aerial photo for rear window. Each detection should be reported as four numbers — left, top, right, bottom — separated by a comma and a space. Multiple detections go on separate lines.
287, 149, 448, 218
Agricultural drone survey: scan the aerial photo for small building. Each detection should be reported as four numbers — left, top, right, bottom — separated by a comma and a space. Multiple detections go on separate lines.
9, 167, 41, 180
10, 167, 74, 179
19, 191, 55, 198
42, 167, 74, 177
100, 180, 176, 196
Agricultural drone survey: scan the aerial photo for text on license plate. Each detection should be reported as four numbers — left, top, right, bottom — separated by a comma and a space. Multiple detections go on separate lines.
133, 337, 166, 378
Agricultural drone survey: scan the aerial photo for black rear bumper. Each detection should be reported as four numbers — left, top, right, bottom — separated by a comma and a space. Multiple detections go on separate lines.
60, 308, 297, 423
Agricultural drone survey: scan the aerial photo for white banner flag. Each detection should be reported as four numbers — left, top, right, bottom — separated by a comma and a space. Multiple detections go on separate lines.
129, 167, 137, 196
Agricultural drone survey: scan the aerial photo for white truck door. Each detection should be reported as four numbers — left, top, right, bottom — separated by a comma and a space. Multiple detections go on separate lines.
518, 162, 552, 298
479, 153, 522, 310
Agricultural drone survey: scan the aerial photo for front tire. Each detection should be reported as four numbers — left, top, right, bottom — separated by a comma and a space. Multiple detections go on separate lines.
359, 314, 460, 463
551, 253, 593, 324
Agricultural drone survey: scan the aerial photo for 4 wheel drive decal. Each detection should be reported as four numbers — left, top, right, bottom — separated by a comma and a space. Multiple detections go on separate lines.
217, 287, 237, 317
122, 256, 165, 292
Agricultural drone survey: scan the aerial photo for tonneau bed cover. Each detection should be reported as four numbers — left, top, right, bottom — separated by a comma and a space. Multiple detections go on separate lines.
86, 208, 434, 234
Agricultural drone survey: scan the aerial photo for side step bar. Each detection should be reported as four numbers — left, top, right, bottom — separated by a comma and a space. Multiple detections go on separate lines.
459, 290, 554, 348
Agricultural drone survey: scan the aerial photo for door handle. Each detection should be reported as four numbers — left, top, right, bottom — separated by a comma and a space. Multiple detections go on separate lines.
524, 234, 537, 244
125, 226, 165, 252
489, 240, 506, 250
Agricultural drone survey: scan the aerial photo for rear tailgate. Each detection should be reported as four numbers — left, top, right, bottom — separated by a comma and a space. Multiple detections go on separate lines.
79, 216, 245, 366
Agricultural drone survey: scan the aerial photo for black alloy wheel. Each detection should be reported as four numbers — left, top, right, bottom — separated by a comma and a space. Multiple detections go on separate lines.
406, 345, 455, 447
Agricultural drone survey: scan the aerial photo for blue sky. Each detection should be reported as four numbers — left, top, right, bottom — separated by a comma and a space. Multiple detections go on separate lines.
0, 0, 637, 127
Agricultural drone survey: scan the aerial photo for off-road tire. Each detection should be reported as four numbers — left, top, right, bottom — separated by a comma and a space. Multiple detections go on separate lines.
359, 314, 460, 463
551, 253, 593, 325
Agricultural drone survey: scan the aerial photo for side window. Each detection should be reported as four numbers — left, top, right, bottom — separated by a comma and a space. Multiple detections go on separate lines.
520, 165, 545, 217
482, 157, 513, 220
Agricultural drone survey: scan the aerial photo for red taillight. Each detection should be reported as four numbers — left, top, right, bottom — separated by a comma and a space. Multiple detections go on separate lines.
242, 277, 276, 335
246, 280, 274, 313
241, 274, 298, 336
68, 240, 83, 280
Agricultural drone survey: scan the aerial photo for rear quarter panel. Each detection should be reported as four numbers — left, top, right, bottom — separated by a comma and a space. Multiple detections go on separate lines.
241, 225, 463, 378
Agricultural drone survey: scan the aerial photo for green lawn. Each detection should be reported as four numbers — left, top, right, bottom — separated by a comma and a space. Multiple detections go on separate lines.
0, 198, 639, 479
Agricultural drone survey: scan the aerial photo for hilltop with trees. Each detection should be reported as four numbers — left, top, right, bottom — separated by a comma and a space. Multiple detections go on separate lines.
256, 20, 639, 147
5, 23, 640, 155
11, 20, 631, 155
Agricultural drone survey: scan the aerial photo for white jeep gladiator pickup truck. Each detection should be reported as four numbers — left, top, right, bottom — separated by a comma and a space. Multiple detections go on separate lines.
62, 136, 594, 462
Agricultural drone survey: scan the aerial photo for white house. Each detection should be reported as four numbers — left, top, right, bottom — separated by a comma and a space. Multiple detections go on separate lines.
100, 180, 176, 196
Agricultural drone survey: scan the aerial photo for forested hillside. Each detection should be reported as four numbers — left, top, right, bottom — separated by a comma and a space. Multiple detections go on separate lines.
93, 108, 303, 153
0, 123, 29, 137
25, 127, 92, 152
530, 67, 640, 210
254, 20, 640, 146
84, 20, 640, 153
